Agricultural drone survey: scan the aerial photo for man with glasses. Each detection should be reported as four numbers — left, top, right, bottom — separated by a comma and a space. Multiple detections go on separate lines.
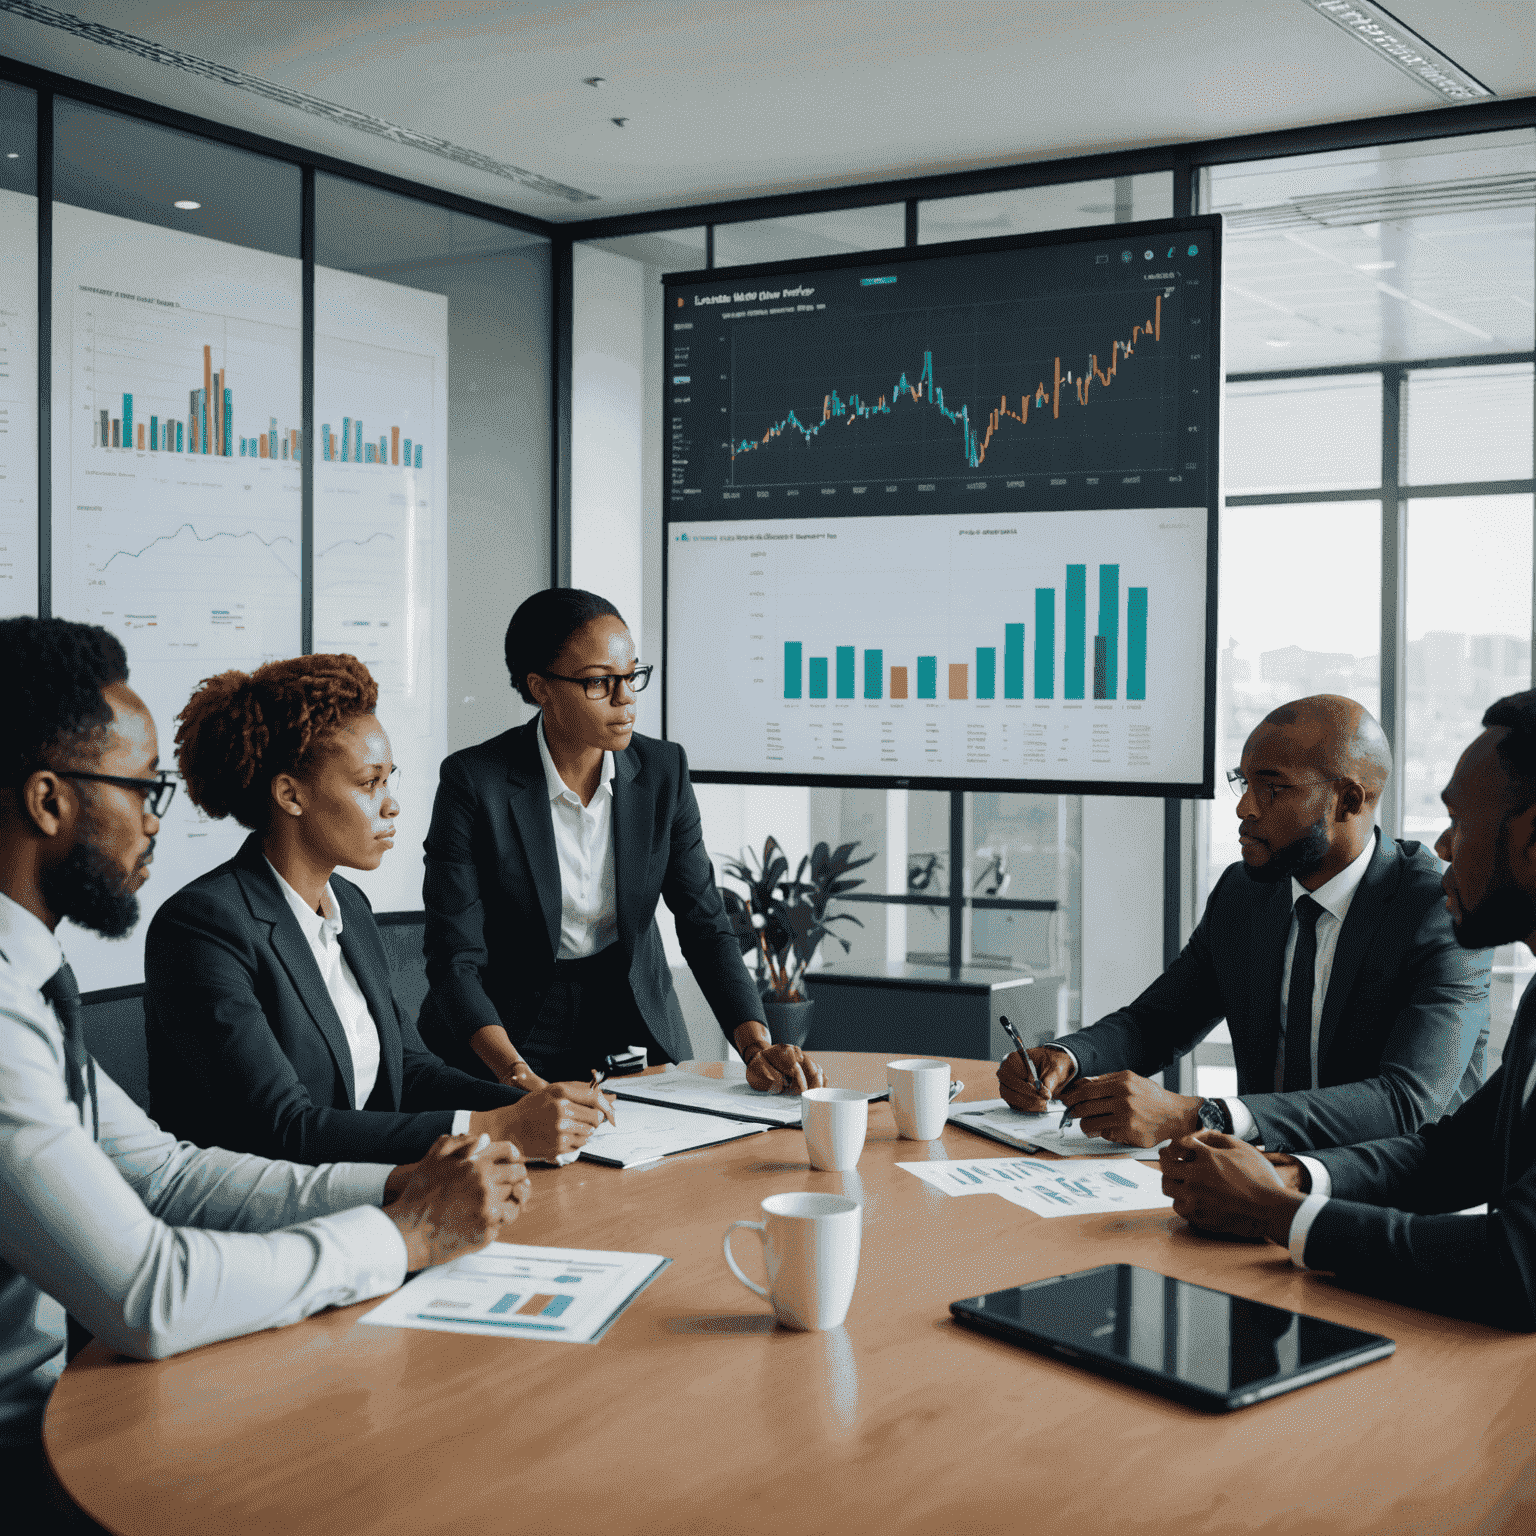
999, 694, 1489, 1154
1160, 692, 1536, 1329
0, 617, 528, 1527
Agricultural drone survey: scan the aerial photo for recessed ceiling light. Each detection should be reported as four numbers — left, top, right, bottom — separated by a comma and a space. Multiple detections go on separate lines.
1354, 260, 1396, 272
5, 152, 18, 159
173, 199, 201, 210
1265, 339, 1293, 348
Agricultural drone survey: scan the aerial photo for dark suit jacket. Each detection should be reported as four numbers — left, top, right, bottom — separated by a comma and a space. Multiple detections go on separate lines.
144, 835, 519, 1164
418, 720, 764, 1073
1063, 834, 1490, 1152
1307, 979, 1536, 1330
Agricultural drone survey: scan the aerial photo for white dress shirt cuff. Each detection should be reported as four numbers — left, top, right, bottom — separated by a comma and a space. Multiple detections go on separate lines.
452, 1109, 473, 1136
320, 1203, 412, 1293
1225, 1098, 1259, 1142
1287, 1187, 1331, 1269
1053, 1044, 1080, 1080
1293, 1154, 1331, 1201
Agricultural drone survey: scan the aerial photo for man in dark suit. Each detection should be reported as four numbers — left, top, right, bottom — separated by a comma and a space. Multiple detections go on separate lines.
1159, 691, 1536, 1330
999, 695, 1489, 1153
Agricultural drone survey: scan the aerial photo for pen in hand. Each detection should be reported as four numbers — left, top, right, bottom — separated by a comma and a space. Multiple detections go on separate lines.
590, 1069, 618, 1128
998, 1016, 1045, 1098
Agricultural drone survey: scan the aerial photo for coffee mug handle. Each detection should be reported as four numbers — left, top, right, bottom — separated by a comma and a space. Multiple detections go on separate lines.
723, 1220, 769, 1298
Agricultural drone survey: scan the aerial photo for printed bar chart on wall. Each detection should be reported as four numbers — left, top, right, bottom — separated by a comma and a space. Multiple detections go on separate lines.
1035, 589, 1055, 699
835, 646, 855, 699
890, 665, 908, 699
917, 656, 937, 699
863, 648, 882, 699
1065, 564, 1086, 700
1096, 563, 1119, 701
784, 641, 802, 699
1127, 587, 1148, 701
1003, 625, 1024, 699
976, 647, 996, 700
809, 656, 829, 698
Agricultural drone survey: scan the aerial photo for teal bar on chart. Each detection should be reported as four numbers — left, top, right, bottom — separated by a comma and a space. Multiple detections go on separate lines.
976, 647, 996, 699
864, 649, 882, 699
917, 656, 937, 698
1065, 566, 1086, 699
1097, 563, 1120, 700
1128, 588, 1148, 700
836, 647, 855, 699
1035, 589, 1055, 698
784, 642, 802, 699
1003, 624, 1024, 699
809, 657, 828, 698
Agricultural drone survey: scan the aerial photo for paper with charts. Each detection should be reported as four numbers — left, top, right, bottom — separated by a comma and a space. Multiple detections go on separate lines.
898, 1155, 1173, 1217
578, 1099, 767, 1167
949, 1098, 1166, 1160
361, 1244, 670, 1342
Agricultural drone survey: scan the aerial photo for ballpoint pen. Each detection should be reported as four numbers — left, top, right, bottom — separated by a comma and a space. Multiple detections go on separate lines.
998, 1016, 1045, 1097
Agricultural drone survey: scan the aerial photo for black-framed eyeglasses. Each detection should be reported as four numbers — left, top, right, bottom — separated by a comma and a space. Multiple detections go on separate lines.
1226, 769, 1343, 809
539, 665, 654, 701
59, 770, 178, 818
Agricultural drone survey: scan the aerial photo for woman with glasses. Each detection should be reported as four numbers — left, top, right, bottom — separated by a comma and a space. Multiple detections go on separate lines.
142, 652, 611, 1168
417, 588, 824, 1093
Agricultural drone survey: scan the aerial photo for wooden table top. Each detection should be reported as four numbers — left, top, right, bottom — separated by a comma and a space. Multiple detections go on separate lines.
46, 1053, 1536, 1536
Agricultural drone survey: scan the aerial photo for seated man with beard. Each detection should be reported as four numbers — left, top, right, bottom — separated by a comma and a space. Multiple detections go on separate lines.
998, 695, 1489, 1153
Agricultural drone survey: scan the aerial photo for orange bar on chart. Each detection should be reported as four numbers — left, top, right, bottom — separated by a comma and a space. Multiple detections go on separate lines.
203, 346, 213, 454
391, 425, 400, 466
136, 423, 145, 450
516, 1294, 558, 1316
890, 666, 908, 700
258, 436, 268, 459
948, 664, 968, 700
329, 432, 337, 460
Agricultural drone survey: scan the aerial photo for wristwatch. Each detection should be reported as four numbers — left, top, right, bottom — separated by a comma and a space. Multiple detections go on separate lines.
1196, 1098, 1233, 1134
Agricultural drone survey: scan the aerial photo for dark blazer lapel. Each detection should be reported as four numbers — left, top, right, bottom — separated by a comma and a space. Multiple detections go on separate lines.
335, 891, 402, 1109
506, 718, 563, 959
1246, 881, 1295, 1089
611, 747, 649, 950
1316, 832, 1395, 1070
231, 836, 358, 1108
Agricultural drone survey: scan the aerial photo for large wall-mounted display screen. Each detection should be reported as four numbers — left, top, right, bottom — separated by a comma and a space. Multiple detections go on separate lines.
662, 215, 1221, 797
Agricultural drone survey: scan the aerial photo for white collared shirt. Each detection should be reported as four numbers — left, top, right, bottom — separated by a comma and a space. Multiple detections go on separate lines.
265, 862, 472, 1134
0, 890, 405, 1446
265, 861, 381, 1109
536, 717, 618, 960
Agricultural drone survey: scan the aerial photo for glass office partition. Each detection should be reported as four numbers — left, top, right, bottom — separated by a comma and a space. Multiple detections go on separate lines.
51, 100, 303, 989
0, 81, 36, 616
315, 172, 551, 912
917, 173, 1172, 243
714, 205, 906, 266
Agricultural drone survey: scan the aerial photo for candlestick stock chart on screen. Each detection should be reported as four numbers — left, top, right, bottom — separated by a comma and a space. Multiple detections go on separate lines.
663, 217, 1221, 796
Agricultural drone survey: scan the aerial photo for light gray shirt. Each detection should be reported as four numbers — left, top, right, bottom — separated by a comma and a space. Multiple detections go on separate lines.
0, 891, 408, 1446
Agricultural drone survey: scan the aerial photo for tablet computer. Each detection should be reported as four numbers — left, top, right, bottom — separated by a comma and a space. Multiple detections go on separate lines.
950, 1263, 1394, 1412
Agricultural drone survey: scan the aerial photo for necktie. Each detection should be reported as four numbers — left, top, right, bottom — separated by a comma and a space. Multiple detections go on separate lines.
42, 961, 99, 1142
1283, 896, 1325, 1093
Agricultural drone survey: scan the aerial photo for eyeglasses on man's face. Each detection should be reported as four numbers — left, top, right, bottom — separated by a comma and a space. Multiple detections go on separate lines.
540, 665, 654, 701
1226, 768, 1343, 810
59, 769, 178, 818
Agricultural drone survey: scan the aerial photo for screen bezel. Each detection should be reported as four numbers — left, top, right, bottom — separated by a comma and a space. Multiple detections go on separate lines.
659, 212, 1223, 799
949, 1263, 1395, 1412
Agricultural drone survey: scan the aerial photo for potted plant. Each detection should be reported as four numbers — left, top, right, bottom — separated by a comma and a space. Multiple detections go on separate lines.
719, 837, 876, 1048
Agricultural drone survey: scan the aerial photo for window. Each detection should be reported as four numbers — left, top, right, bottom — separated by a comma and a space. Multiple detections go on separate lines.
917, 174, 1172, 243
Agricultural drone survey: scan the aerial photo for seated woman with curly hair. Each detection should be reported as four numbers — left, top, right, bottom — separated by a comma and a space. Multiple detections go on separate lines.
144, 653, 612, 1168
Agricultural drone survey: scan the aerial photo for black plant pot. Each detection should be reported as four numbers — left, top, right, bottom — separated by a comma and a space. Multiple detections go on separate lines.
762, 998, 815, 1049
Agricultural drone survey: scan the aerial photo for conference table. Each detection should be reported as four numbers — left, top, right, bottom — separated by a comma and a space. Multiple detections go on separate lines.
46, 1053, 1536, 1535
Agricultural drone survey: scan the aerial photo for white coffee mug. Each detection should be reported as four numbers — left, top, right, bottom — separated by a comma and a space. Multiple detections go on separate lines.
887, 1058, 951, 1140
801, 1088, 869, 1172
723, 1192, 862, 1331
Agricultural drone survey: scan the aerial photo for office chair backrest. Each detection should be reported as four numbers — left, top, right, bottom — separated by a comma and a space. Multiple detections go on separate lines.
376, 912, 429, 1028
80, 984, 151, 1111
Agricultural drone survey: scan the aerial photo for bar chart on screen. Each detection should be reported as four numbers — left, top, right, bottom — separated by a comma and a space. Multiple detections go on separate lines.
667, 506, 1207, 784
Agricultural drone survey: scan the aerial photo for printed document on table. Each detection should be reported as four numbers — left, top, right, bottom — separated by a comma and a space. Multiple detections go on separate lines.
361, 1243, 669, 1342
997, 1158, 1174, 1218
579, 1099, 767, 1167
611, 1070, 815, 1126
950, 1098, 1166, 1160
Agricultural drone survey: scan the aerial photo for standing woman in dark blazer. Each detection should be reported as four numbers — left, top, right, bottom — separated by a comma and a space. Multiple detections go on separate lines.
144, 653, 611, 1167
417, 589, 823, 1093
